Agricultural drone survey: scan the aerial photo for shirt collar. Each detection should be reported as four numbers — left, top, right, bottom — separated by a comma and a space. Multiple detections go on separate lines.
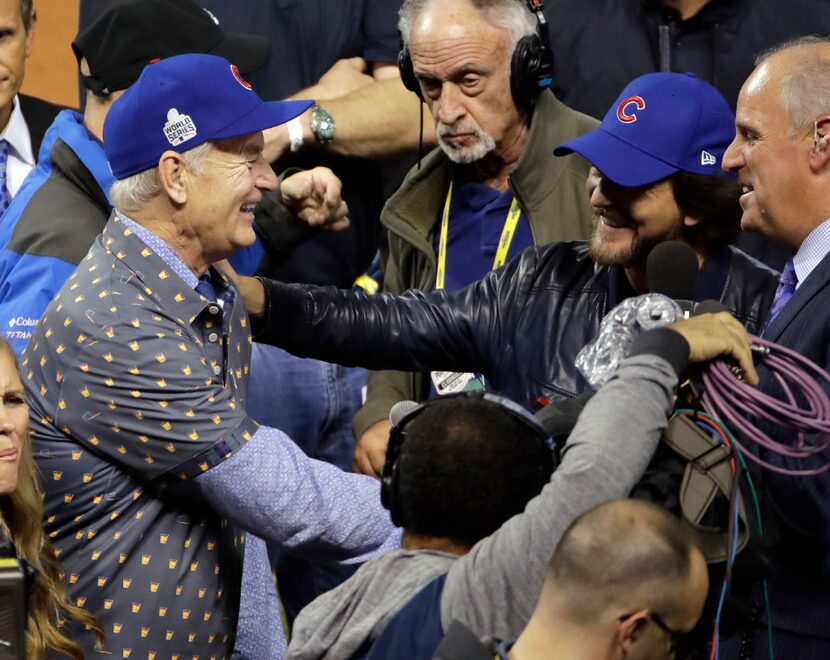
0, 95, 34, 166
116, 210, 199, 289
792, 217, 830, 289
104, 212, 234, 326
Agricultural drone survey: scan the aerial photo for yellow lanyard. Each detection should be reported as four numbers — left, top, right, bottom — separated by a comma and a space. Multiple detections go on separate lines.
435, 181, 523, 290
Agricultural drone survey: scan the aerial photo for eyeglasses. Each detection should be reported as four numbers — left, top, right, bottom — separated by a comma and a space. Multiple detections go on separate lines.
618, 610, 682, 658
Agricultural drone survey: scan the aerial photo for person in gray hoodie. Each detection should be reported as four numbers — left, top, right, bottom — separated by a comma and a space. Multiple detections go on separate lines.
287, 312, 757, 659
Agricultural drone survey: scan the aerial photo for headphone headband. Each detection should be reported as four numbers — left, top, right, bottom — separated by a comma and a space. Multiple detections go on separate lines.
398, 0, 554, 108
380, 391, 555, 528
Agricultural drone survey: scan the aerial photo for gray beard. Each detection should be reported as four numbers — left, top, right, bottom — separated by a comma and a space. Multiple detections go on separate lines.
436, 124, 497, 164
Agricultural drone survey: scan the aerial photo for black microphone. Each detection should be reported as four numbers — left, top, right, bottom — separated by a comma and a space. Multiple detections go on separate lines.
646, 241, 700, 316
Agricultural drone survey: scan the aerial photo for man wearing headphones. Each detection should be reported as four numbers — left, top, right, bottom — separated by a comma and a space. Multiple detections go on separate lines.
352, 0, 599, 478
286, 313, 755, 658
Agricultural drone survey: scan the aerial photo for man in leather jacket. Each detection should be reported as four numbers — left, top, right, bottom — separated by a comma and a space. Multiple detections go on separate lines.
239, 72, 778, 431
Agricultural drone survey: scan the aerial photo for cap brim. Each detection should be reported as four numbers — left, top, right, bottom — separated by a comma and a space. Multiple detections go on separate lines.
213, 98, 314, 140
554, 128, 679, 187
211, 31, 271, 76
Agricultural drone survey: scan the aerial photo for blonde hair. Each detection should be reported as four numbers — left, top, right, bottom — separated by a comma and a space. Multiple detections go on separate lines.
0, 339, 104, 659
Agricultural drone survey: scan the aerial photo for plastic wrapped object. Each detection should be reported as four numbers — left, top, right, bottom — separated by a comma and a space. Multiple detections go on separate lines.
576, 293, 682, 388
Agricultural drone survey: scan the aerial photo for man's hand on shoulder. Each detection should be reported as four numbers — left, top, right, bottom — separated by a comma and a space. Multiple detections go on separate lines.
281, 167, 350, 231
669, 312, 759, 385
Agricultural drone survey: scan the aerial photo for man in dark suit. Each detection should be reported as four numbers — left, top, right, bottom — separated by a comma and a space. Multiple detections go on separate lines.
722, 35, 830, 659
0, 0, 63, 203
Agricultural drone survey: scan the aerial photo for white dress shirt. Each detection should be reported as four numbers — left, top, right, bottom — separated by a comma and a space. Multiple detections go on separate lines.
793, 217, 830, 290
0, 95, 35, 198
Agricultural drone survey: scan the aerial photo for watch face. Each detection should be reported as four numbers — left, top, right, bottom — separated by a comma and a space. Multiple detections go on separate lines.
312, 106, 335, 143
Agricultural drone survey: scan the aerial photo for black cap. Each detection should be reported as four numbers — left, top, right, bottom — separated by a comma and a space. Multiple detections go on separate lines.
73, 0, 271, 96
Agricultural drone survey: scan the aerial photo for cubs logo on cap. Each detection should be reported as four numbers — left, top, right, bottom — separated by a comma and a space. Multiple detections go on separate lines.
231, 64, 252, 90
554, 72, 735, 187
617, 96, 645, 124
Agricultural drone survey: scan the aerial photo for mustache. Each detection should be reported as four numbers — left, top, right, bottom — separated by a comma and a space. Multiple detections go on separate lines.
436, 120, 484, 138
592, 208, 632, 228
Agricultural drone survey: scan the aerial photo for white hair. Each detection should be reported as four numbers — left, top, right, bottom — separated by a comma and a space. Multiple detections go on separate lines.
399, 0, 536, 55
756, 36, 830, 137
109, 142, 213, 213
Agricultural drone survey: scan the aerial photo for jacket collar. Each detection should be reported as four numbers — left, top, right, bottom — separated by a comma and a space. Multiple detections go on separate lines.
510, 90, 591, 213
606, 245, 747, 311
54, 109, 115, 205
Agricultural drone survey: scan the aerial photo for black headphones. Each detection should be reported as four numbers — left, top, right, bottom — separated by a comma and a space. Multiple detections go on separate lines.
397, 0, 554, 110
380, 391, 555, 528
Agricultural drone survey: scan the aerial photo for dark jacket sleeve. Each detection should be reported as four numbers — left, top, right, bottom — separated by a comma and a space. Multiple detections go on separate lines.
255, 249, 539, 374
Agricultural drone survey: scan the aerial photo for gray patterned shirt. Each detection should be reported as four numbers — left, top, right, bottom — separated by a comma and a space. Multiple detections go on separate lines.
25, 213, 397, 659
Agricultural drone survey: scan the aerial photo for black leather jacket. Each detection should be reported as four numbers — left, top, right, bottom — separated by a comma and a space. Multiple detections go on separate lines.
257, 241, 778, 409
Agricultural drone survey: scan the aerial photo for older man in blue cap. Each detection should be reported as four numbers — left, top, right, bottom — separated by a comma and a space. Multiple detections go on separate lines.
22, 54, 398, 659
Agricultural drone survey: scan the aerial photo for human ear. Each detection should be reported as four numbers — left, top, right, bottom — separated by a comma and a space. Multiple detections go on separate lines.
616, 610, 650, 656
158, 152, 188, 205
809, 116, 830, 171
683, 212, 702, 228
24, 8, 36, 58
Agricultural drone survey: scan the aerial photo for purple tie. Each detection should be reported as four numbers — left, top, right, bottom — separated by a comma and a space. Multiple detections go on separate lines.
0, 140, 12, 214
762, 258, 797, 335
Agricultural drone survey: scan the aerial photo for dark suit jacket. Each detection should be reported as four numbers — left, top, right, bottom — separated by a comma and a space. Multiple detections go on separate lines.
18, 93, 66, 159
757, 249, 830, 640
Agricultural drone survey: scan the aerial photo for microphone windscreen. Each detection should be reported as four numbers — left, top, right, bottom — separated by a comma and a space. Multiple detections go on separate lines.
646, 241, 699, 301
389, 400, 420, 427
693, 299, 729, 316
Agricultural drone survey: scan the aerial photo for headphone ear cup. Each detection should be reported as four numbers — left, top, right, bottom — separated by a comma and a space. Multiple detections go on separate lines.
510, 34, 552, 109
380, 468, 405, 528
380, 424, 406, 527
398, 47, 424, 102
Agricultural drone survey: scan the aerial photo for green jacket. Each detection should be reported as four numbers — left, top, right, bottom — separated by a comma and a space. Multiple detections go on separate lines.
352, 90, 599, 438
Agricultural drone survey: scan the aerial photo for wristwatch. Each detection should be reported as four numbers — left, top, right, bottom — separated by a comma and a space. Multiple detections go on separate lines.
310, 104, 336, 144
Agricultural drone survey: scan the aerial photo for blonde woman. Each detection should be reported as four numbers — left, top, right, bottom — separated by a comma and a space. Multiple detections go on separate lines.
0, 338, 102, 659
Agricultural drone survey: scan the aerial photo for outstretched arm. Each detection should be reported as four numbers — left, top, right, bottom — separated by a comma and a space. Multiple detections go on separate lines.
263, 61, 436, 162
442, 314, 755, 640
195, 424, 400, 562
240, 248, 539, 374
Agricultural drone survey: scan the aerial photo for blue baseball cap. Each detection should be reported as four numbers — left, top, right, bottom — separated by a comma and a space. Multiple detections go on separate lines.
104, 53, 313, 179
554, 72, 735, 187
